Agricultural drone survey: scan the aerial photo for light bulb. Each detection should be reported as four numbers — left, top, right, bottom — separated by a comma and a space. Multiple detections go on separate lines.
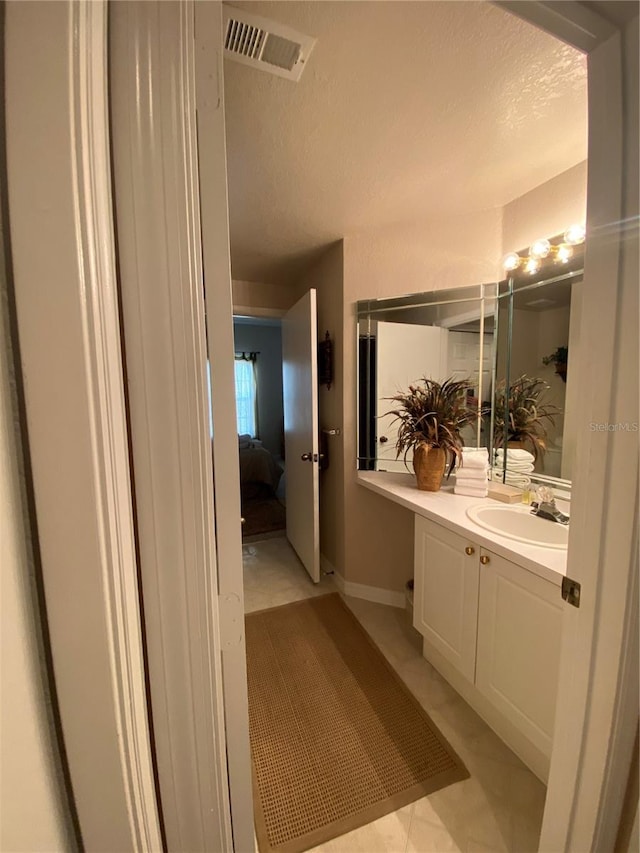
530, 238, 551, 259
556, 244, 573, 263
525, 257, 540, 275
564, 223, 586, 245
503, 252, 521, 272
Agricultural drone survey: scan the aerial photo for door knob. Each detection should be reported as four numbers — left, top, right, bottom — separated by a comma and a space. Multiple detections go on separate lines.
465, 546, 475, 556
480, 555, 490, 565
301, 452, 313, 461
379, 435, 389, 444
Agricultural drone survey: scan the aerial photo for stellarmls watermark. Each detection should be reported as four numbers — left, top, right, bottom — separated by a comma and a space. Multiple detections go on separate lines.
589, 422, 639, 432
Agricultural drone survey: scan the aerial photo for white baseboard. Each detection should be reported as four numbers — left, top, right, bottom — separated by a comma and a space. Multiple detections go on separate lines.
320, 555, 405, 609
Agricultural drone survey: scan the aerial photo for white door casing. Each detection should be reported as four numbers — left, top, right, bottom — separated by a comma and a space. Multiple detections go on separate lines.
498, 5, 639, 851
195, 3, 256, 850
5, 1, 162, 848
282, 290, 320, 582
110, 2, 236, 850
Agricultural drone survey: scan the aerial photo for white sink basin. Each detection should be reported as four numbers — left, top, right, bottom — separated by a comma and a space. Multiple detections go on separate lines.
466, 504, 569, 550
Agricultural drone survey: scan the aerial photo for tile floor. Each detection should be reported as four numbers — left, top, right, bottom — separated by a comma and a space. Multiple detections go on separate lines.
243, 538, 546, 853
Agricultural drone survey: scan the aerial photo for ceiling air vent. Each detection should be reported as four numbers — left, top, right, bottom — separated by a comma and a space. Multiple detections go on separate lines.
223, 5, 316, 82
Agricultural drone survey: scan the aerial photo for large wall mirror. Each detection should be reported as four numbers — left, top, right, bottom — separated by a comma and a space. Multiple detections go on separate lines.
357, 284, 498, 473
356, 250, 584, 490
494, 266, 583, 490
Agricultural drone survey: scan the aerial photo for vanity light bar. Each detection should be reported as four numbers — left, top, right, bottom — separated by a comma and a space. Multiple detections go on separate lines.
502, 224, 585, 274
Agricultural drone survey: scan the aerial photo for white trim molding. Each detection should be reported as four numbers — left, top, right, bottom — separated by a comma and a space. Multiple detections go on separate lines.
5, 1, 162, 848
69, 4, 162, 847
110, 2, 234, 850
195, 4, 256, 850
495, 1, 616, 53
323, 557, 406, 609
535, 10, 639, 853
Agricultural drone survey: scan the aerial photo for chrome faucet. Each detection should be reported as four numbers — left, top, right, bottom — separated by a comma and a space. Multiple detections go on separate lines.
531, 486, 570, 525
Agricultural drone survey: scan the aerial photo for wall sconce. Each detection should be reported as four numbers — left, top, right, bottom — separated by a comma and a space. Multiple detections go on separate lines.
502, 224, 585, 274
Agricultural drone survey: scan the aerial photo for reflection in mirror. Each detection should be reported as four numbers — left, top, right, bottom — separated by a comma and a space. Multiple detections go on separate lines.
493, 268, 583, 490
357, 284, 497, 473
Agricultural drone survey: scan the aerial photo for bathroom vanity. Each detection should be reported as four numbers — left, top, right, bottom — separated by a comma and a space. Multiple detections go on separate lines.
357, 470, 567, 783
354, 261, 585, 783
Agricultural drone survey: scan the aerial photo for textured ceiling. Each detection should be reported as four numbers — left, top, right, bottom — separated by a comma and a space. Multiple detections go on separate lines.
223, 1, 587, 284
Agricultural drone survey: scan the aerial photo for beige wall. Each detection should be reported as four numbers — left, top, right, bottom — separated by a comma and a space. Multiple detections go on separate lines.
232, 278, 306, 315
299, 242, 345, 572
344, 211, 504, 300
0, 205, 72, 851
502, 161, 588, 253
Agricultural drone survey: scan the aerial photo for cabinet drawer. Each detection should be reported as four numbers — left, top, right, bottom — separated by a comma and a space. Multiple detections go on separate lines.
476, 550, 563, 757
413, 517, 479, 682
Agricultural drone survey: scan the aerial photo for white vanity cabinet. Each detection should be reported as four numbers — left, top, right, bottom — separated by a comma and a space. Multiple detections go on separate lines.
413, 514, 563, 780
475, 550, 563, 760
413, 517, 479, 681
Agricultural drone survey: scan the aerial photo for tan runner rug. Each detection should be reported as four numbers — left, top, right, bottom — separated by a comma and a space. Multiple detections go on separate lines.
246, 593, 469, 853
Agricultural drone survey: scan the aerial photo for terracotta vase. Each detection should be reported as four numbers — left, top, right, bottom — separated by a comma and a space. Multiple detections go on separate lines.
413, 444, 446, 491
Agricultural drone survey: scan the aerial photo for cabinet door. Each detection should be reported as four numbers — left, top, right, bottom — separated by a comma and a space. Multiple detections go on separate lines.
476, 550, 563, 757
413, 517, 479, 681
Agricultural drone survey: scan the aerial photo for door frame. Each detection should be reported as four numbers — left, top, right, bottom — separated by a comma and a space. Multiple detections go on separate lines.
500, 4, 639, 849
6, 0, 637, 850
109, 2, 242, 850
4, 1, 162, 848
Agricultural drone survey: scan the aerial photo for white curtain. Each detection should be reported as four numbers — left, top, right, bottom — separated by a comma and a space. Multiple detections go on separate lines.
234, 357, 257, 437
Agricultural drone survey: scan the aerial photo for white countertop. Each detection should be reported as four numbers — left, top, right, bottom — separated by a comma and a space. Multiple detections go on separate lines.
357, 471, 567, 586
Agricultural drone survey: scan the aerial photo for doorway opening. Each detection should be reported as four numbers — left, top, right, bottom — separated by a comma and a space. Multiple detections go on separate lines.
218, 1, 589, 850
232, 315, 287, 541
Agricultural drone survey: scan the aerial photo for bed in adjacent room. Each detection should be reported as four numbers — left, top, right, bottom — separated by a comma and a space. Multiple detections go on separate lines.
238, 434, 283, 495
237, 436, 286, 538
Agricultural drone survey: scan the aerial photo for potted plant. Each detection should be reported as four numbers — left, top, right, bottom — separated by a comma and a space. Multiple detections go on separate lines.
542, 346, 568, 382
386, 378, 478, 491
493, 375, 561, 461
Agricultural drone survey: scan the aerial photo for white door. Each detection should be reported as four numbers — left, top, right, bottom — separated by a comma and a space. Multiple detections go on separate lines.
282, 290, 320, 582
377, 322, 448, 472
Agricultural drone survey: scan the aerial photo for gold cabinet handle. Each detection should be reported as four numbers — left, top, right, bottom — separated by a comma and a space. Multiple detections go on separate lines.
480, 555, 490, 565
465, 546, 475, 556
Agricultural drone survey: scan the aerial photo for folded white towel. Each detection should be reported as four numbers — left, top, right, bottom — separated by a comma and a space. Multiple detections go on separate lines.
500, 460, 534, 468
495, 448, 535, 463
493, 465, 533, 476
456, 468, 489, 481
460, 450, 489, 469
491, 469, 531, 488
455, 484, 488, 497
